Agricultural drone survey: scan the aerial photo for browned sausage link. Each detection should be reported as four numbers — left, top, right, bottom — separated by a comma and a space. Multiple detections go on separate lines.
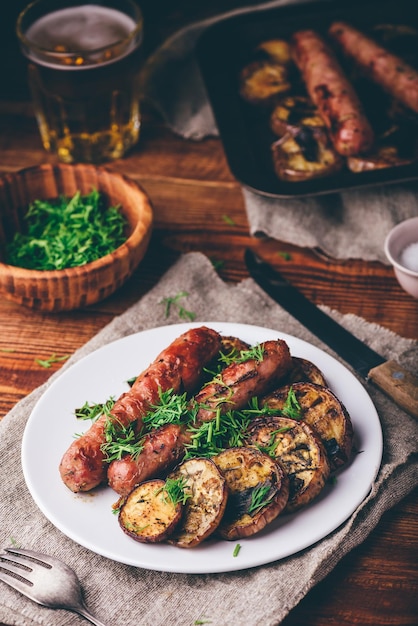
291, 29, 374, 156
194, 339, 292, 423
108, 423, 191, 496
329, 22, 418, 115
107, 339, 292, 496
59, 326, 222, 492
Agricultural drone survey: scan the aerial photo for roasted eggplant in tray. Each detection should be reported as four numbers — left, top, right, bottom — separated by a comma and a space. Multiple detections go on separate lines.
238, 23, 418, 183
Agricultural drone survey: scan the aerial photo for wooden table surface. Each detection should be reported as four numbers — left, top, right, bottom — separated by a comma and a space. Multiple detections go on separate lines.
0, 2, 417, 625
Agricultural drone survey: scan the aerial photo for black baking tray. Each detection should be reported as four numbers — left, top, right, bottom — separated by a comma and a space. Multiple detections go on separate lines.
196, 0, 418, 198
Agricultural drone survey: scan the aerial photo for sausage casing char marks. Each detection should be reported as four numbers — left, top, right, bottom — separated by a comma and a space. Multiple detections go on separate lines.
59, 326, 222, 492
329, 21, 418, 115
108, 339, 292, 496
291, 29, 375, 156
194, 339, 292, 423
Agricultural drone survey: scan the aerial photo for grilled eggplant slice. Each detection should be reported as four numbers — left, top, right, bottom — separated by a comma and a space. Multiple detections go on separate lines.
286, 357, 328, 386
262, 382, 354, 470
272, 130, 344, 181
213, 446, 289, 540
118, 478, 182, 543
270, 95, 325, 137
239, 60, 291, 105
167, 458, 228, 548
246, 415, 330, 511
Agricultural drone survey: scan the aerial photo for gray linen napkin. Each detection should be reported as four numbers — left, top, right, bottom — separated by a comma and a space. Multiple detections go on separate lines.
0, 252, 417, 626
140, 0, 418, 264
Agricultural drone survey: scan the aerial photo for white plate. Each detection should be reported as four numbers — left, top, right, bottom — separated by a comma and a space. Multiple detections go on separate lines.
22, 322, 383, 574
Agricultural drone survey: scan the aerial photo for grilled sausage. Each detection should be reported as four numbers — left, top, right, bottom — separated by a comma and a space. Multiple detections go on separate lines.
108, 339, 292, 496
329, 21, 418, 115
59, 326, 222, 492
291, 29, 374, 155
108, 423, 191, 496
194, 339, 292, 423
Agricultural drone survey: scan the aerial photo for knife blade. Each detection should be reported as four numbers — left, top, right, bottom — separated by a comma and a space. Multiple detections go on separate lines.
245, 249, 418, 419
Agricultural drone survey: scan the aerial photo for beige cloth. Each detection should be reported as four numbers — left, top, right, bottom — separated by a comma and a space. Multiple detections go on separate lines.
0, 252, 417, 626
140, 0, 418, 264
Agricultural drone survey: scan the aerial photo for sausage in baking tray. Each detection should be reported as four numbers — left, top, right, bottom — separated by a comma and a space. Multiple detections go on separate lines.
59, 326, 222, 492
329, 21, 418, 115
291, 29, 375, 156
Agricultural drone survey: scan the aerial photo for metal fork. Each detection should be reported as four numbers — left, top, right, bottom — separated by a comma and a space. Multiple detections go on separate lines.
0, 547, 108, 626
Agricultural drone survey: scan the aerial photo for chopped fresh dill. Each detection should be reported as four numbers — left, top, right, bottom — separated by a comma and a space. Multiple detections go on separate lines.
233, 543, 241, 557
156, 476, 191, 506
75, 397, 115, 421
6, 189, 127, 270
35, 353, 70, 368
210, 257, 225, 271
126, 375, 138, 388
184, 400, 265, 459
255, 426, 294, 457
142, 389, 195, 430
277, 251, 292, 261
101, 419, 144, 462
281, 386, 303, 420
218, 343, 265, 367
159, 291, 196, 321
248, 484, 274, 516
222, 214, 235, 225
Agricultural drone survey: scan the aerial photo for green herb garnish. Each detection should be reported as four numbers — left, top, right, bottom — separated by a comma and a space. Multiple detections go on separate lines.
35, 353, 70, 368
6, 189, 127, 270
142, 389, 194, 429
222, 214, 235, 225
101, 419, 144, 462
75, 397, 115, 421
156, 476, 191, 506
281, 386, 303, 420
160, 291, 196, 321
233, 543, 241, 557
248, 484, 274, 516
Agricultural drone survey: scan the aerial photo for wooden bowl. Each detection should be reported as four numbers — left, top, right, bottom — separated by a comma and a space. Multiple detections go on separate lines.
0, 163, 153, 312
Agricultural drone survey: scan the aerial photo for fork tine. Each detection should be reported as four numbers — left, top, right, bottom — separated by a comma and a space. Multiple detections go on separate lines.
2, 552, 38, 571
0, 569, 46, 608
5, 547, 54, 567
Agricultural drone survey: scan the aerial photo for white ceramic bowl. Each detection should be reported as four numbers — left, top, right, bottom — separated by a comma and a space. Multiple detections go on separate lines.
384, 216, 418, 299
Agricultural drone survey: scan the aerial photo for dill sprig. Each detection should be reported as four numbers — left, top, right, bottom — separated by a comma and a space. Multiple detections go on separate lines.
142, 389, 195, 430
156, 476, 191, 506
101, 419, 144, 462
6, 189, 127, 270
247, 484, 274, 516
281, 386, 303, 420
75, 397, 115, 421
159, 291, 196, 321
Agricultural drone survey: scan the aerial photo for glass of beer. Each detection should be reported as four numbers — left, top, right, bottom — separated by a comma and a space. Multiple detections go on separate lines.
16, 0, 143, 163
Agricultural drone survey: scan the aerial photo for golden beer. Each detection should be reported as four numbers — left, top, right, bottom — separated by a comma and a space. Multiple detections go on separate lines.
17, 0, 143, 163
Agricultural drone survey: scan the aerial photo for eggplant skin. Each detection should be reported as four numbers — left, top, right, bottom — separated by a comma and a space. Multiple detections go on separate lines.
118, 479, 182, 543
246, 415, 330, 512
213, 447, 289, 540
167, 458, 228, 548
262, 382, 354, 471
284, 356, 328, 387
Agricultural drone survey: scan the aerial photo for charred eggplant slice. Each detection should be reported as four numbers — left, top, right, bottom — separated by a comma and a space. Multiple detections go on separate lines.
246, 415, 330, 511
167, 458, 228, 548
213, 446, 289, 540
262, 382, 354, 470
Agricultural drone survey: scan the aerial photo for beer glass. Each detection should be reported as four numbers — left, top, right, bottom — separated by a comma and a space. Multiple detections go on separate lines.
16, 0, 143, 163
